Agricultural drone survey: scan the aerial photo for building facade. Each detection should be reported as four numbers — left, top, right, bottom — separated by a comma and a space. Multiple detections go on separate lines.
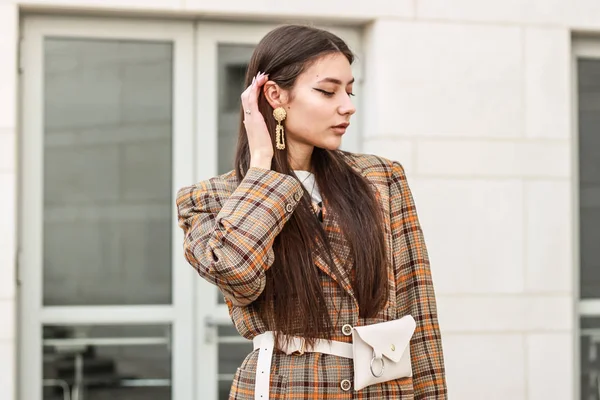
0, 0, 599, 399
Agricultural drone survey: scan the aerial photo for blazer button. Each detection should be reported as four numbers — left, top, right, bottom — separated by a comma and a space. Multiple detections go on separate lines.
340, 379, 352, 391
285, 203, 294, 213
293, 192, 302, 202
341, 324, 353, 336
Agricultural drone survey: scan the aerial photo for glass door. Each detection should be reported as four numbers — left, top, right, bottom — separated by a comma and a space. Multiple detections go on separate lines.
193, 22, 362, 399
20, 16, 195, 400
575, 38, 600, 400
20, 16, 362, 400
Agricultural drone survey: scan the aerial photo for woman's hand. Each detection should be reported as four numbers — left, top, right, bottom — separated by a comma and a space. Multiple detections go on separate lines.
241, 72, 273, 169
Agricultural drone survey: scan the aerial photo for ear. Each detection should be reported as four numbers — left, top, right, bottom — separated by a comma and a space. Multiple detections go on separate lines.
263, 81, 290, 109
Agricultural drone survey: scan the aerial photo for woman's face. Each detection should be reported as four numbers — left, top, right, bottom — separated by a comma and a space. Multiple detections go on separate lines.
281, 53, 356, 152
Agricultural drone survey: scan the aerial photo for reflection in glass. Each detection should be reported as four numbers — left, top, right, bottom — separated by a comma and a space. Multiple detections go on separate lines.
217, 325, 253, 400
42, 324, 171, 400
579, 59, 600, 299
579, 59, 600, 400
217, 44, 255, 176
42, 38, 173, 306
581, 318, 600, 400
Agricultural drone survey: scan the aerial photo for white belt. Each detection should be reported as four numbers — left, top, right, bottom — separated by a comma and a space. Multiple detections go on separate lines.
252, 332, 354, 400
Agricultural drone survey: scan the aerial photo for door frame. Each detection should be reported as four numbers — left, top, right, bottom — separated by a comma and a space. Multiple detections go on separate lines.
19, 15, 196, 400
193, 21, 363, 399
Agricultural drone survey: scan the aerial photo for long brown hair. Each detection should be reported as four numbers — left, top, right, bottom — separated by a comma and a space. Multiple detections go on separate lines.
234, 25, 389, 340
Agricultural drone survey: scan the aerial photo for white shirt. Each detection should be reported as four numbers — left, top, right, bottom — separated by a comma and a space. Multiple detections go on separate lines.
293, 170, 322, 204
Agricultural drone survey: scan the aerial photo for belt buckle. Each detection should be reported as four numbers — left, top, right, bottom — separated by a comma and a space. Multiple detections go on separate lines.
292, 337, 306, 356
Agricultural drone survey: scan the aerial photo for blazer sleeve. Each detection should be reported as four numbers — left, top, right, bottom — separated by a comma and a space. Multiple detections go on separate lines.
176, 167, 304, 306
389, 161, 447, 399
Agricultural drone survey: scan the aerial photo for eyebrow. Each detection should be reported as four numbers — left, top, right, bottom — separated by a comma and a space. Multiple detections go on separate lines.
317, 77, 355, 85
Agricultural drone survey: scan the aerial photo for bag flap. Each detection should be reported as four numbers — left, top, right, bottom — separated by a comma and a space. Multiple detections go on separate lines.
352, 315, 416, 363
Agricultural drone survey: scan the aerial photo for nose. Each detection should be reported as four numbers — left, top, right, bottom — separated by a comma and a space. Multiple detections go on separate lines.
338, 95, 356, 116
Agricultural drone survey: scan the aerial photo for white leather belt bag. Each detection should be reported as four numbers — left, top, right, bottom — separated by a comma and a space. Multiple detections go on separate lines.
250, 315, 416, 399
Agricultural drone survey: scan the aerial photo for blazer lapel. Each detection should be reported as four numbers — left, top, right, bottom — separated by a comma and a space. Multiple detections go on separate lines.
367, 180, 397, 311
343, 154, 397, 308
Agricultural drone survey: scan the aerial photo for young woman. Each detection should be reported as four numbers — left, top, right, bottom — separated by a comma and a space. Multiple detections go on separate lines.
177, 24, 447, 399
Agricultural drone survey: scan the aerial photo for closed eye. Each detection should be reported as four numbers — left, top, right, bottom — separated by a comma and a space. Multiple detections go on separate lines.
315, 88, 334, 97
315, 88, 356, 97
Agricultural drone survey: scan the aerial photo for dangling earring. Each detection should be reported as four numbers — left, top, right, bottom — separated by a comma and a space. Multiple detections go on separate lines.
273, 107, 287, 150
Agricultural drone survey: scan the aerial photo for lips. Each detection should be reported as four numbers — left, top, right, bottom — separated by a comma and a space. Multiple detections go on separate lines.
333, 122, 350, 129
331, 123, 349, 135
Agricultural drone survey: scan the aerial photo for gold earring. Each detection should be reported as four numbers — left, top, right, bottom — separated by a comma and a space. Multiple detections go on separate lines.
273, 107, 287, 150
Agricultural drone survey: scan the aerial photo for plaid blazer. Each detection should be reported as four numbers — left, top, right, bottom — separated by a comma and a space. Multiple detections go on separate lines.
177, 151, 447, 399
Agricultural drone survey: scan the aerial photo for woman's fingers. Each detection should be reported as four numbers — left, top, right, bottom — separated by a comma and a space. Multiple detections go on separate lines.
240, 78, 253, 116
241, 72, 268, 120
240, 71, 274, 163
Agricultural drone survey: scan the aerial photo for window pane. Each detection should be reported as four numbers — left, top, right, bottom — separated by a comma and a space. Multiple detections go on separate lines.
217, 325, 253, 400
217, 43, 254, 176
43, 324, 171, 400
43, 38, 173, 306
579, 58, 600, 299
582, 318, 600, 400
